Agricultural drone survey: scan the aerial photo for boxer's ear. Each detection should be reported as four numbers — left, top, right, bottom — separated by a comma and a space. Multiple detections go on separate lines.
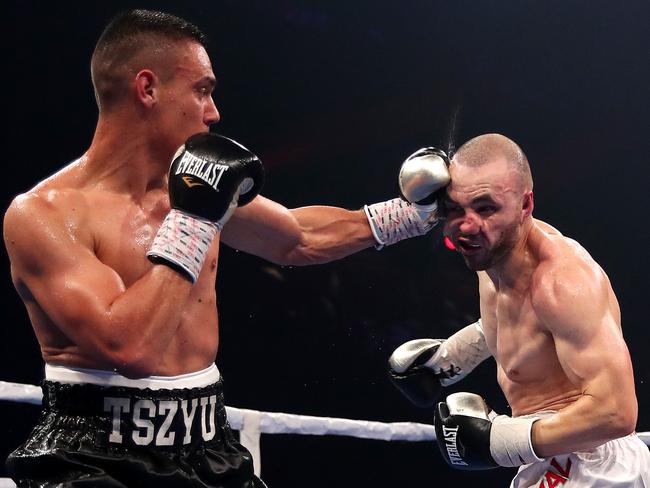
134, 69, 157, 108
521, 191, 534, 219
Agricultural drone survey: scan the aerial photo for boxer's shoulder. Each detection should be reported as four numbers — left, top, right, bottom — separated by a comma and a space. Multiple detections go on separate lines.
533, 222, 598, 275
533, 218, 563, 236
4, 184, 96, 273
6, 186, 92, 238
530, 238, 609, 329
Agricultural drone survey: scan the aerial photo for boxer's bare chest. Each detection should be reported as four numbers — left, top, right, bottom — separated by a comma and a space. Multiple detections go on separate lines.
87, 192, 167, 285
479, 280, 557, 383
85, 191, 219, 288
479, 277, 583, 414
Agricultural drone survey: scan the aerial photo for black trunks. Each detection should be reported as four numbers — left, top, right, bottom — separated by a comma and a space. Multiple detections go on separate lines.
6, 365, 265, 488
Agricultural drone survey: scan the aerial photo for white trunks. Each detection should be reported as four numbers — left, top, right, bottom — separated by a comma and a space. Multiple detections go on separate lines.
511, 413, 650, 488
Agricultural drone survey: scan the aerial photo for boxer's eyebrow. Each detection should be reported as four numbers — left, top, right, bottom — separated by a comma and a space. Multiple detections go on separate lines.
443, 194, 497, 207
195, 75, 217, 89
470, 194, 497, 205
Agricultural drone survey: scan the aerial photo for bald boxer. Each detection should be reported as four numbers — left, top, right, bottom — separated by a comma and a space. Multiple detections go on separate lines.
389, 134, 650, 486
3, 9, 450, 487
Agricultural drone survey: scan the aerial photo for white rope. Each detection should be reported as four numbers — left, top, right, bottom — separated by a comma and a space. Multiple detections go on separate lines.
1, 380, 648, 442
0, 380, 648, 443
0, 380, 435, 441
0, 382, 41, 405
227, 407, 436, 441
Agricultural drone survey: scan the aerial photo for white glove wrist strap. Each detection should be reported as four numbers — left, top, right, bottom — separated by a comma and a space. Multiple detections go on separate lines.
364, 198, 438, 249
490, 415, 543, 467
147, 209, 218, 283
425, 320, 492, 386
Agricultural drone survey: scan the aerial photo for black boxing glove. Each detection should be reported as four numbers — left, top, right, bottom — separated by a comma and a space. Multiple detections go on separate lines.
147, 133, 264, 282
168, 133, 264, 220
434, 392, 542, 470
388, 339, 445, 408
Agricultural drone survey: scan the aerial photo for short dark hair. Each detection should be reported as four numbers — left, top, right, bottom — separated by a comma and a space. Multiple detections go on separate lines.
94, 9, 206, 50
91, 9, 207, 111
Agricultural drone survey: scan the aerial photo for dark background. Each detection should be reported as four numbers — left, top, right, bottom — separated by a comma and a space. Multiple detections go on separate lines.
5, 0, 649, 486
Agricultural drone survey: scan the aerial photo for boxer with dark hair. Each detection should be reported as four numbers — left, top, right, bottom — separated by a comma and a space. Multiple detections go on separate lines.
3, 9, 450, 487
390, 134, 650, 486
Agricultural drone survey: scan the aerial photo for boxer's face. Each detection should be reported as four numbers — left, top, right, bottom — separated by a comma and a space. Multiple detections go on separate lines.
443, 158, 527, 271
154, 41, 220, 159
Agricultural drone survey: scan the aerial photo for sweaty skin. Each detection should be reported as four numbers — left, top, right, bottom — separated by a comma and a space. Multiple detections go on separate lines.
3, 39, 375, 379
444, 147, 637, 457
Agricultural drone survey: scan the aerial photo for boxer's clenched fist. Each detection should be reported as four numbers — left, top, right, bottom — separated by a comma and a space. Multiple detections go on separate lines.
399, 147, 450, 207
148, 133, 264, 282
364, 147, 450, 249
388, 338, 445, 407
167, 132, 264, 223
388, 320, 491, 407
434, 392, 541, 470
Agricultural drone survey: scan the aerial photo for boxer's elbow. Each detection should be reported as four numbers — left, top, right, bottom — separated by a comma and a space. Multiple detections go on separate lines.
272, 235, 365, 266
104, 344, 161, 379
113, 354, 160, 379
611, 406, 637, 437
600, 399, 637, 439
602, 413, 636, 440
95, 318, 167, 378
276, 246, 334, 266
261, 240, 330, 266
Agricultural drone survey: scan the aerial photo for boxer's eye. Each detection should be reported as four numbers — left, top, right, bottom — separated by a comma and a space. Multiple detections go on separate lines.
477, 206, 496, 216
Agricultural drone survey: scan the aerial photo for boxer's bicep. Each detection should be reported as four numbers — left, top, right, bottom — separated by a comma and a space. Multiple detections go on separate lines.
542, 271, 631, 398
551, 308, 632, 406
4, 197, 126, 348
534, 265, 637, 439
221, 195, 303, 262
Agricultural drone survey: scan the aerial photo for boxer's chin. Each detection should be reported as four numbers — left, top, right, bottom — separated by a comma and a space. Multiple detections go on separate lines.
462, 251, 498, 271
462, 236, 516, 271
472, 221, 523, 271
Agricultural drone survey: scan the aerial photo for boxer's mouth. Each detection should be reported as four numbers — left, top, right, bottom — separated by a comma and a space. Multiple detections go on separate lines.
457, 239, 481, 253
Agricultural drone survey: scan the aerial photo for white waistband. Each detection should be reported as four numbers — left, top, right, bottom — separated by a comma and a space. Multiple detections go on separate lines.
44, 363, 220, 390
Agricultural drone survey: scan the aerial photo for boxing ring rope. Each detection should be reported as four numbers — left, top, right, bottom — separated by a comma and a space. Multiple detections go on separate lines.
0, 379, 648, 484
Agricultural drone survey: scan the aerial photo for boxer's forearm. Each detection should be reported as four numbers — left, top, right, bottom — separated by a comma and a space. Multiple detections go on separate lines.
284, 206, 375, 264
89, 266, 193, 377
531, 393, 637, 457
222, 198, 375, 265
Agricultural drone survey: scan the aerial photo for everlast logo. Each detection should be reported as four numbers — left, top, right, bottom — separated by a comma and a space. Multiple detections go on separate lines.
104, 395, 218, 446
442, 425, 468, 466
175, 151, 230, 190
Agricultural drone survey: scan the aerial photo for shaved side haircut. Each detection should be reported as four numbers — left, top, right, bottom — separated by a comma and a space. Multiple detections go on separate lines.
91, 9, 207, 111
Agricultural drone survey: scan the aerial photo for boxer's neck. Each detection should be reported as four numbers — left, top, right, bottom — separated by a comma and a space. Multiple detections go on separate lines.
83, 118, 171, 198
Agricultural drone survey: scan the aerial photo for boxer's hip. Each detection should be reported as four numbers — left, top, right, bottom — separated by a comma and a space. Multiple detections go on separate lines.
511, 411, 650, 488
39, 363, 227, 448
6, 364, 262, 487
